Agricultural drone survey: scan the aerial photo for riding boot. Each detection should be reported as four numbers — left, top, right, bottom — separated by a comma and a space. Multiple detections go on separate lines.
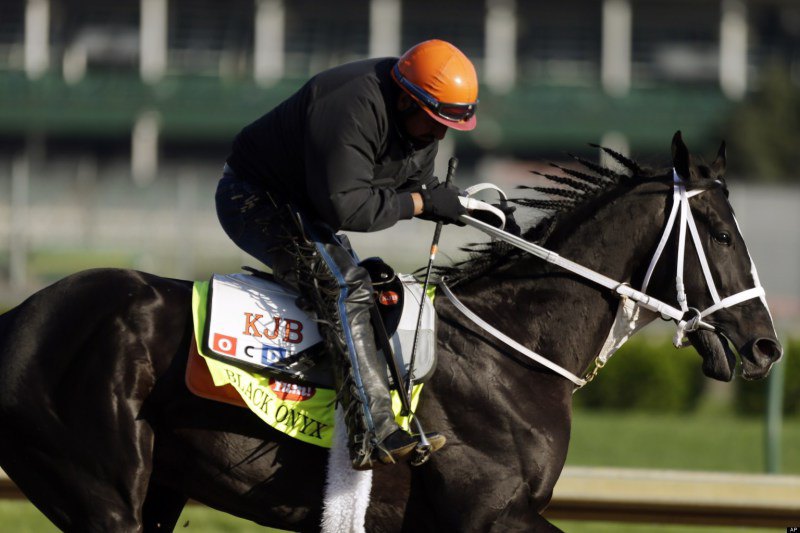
326, 246, 400, 467
329, 249, 446, 469
278, 218, 445, 469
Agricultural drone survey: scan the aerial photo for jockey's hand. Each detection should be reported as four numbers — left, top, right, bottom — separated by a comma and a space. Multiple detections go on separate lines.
470, 202, 522, 236
419, 185, 466, 225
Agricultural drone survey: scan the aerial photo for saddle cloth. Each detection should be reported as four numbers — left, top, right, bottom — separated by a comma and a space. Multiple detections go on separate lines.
186, 271, 434, 447
201, 272, 436, 387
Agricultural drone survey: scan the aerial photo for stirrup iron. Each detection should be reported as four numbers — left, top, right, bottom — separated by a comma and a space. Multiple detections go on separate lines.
409, 417, 432, 466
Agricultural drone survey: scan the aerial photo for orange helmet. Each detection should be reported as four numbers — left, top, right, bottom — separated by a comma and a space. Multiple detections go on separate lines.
391, 40, 479, 131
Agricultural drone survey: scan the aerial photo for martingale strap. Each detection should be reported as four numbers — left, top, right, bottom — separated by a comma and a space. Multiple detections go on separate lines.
444, 171, 767, 387
439, 281, 586, 386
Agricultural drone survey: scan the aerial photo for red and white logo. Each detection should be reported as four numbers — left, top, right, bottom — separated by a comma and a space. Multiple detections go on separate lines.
213, 333, 238, 356
269, 379, 316, 401
379, 291, 399, 306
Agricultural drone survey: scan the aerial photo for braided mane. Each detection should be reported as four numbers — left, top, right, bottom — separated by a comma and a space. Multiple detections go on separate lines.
434, 147, 667, 284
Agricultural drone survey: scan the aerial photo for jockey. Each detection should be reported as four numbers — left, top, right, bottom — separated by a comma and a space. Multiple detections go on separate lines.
216, 39, 478, 470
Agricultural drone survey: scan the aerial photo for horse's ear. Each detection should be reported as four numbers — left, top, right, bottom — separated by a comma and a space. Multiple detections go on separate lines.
671, 131, 691, 181
711, 140, 727, 177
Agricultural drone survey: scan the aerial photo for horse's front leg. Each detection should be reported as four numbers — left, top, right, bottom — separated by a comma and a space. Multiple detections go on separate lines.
488, 478, 565, 532
401, 445, 567, 533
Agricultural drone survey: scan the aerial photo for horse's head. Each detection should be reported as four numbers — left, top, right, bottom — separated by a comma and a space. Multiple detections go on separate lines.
651, 132, 782, 382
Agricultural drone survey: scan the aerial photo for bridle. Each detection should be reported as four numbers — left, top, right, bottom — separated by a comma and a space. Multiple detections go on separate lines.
440, 170, 767, 388
640, 170, 766, 345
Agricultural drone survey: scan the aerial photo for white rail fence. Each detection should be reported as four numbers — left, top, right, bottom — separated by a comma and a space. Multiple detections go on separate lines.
545, 466, 800, 527
2, 467, 799, 527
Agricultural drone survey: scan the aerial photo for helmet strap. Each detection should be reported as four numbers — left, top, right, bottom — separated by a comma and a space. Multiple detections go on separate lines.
395, 96, 421, 141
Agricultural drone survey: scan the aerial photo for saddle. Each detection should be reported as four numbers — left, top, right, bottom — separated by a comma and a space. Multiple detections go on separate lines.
185, 258, 435, 447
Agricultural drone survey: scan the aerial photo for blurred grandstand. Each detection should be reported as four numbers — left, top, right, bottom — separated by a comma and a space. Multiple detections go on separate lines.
0, 0, 799, 324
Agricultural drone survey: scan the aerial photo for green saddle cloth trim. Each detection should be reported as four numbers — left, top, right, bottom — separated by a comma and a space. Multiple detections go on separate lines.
192, 280, 424, 449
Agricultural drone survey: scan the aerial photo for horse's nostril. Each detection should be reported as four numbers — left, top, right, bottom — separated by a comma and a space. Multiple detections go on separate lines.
754, 338, 783, 362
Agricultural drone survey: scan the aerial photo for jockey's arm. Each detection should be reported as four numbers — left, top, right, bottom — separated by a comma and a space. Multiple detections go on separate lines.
411, 192, 424, 216
304, 98, 422, 232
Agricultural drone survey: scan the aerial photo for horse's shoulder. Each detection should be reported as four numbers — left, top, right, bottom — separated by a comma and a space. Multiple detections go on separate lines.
11, 269, 192, 320
58, 268, 192, 293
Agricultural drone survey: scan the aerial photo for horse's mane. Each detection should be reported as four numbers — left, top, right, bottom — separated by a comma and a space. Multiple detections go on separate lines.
435, 146, 717, 285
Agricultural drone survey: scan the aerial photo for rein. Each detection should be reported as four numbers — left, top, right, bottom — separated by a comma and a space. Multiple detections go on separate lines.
441, 170, 766, 388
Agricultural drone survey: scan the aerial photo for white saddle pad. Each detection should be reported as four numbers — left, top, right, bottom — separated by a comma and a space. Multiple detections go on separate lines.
204, 272, 436, 383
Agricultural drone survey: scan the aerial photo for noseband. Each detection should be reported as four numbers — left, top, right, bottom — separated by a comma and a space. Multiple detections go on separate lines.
440, 170, 766, 388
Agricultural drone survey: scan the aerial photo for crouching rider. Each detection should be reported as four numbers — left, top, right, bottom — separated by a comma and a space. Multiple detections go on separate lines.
215, 39, 479, 470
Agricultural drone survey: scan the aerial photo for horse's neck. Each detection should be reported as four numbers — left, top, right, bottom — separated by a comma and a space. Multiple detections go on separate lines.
549, 181, 669, 282
450, 180, 670, 383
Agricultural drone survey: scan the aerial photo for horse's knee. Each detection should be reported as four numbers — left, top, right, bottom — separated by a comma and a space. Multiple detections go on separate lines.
530, 483, 555, 513
59, 507, 143, 533
143, 482, 188, 532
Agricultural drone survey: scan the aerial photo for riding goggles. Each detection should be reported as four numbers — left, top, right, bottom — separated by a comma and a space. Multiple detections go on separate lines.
392, 64, 478, 123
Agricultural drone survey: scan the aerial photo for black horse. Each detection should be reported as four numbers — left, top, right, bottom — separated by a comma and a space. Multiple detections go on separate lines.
0, 133, 782, 532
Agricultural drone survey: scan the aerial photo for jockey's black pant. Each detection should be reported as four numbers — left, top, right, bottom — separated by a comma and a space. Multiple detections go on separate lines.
215, 165, 397, 466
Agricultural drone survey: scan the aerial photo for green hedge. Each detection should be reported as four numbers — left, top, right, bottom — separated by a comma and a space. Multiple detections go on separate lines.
734, 338, 800, 416
574, 335, 799, 417
574, 336, 706, 413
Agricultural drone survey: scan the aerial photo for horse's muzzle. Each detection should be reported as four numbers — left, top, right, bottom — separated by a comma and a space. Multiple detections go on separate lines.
741, 337, 783, 380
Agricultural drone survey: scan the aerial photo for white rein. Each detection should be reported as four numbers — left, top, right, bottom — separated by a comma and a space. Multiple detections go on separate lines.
440, 170, 766, 388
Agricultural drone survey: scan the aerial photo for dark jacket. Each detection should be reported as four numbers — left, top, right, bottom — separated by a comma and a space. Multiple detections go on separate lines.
226, 58, 439, 232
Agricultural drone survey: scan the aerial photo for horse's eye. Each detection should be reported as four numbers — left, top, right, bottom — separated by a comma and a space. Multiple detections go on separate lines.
713, 231, 732, 246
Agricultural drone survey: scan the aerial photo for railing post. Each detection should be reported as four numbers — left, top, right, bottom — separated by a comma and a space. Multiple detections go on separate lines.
601, 0, 631, 97
10, 154, 30, 290
254, 0, 285, 86
765, 338, 786, 473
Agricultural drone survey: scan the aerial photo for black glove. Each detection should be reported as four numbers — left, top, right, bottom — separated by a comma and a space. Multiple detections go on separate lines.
419, 185, 466, 225
470, 201, 521, 236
